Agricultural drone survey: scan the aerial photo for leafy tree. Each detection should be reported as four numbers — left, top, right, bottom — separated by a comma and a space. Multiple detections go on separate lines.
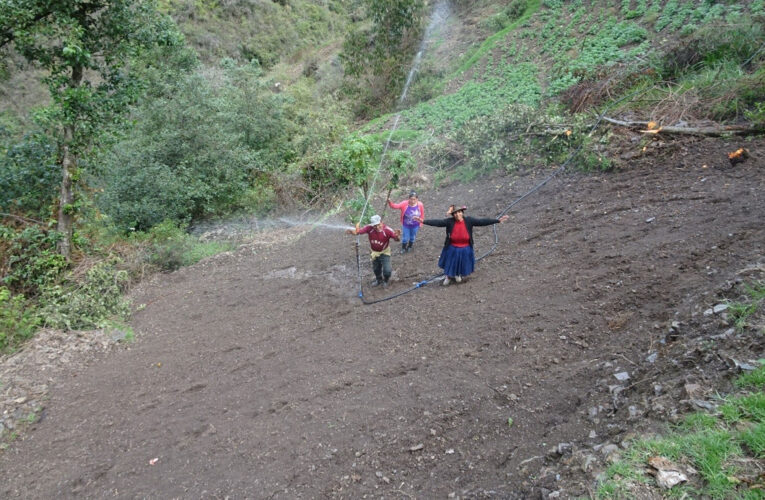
385, 149, 415, 191
341, 0, 425, 112
98, 60, 294, 231
337, 134, 382, 200
98, 72, 249, 231
219, 59, 295, 171
0, 132, 60, 217
0, 0, 181, 259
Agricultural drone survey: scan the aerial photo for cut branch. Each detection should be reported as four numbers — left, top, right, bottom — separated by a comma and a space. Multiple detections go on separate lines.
602, 116, 764, 137
0, 212, 45, 225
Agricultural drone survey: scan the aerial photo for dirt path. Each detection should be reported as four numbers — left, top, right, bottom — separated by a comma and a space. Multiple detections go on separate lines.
1, 137, 763, 498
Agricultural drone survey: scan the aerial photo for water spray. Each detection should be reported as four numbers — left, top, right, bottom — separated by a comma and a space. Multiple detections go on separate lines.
278, 218, 353, 232
358, 0, 452, 225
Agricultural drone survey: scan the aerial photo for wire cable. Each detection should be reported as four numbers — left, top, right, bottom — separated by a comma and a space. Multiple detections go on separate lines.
356, 87, 651, 305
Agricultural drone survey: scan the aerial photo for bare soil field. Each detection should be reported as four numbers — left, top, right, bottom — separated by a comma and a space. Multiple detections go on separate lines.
1, 135, 763, 498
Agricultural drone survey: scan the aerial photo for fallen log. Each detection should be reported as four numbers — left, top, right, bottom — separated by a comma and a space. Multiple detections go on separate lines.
602, 116, 764, 137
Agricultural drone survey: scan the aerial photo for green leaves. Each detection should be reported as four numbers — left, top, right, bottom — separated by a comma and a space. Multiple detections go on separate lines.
0, 132, 60, 216
38, 259, 130, 331
386, 150, 414, 189
0, 286, 40, 353
0, 224, 66, 297
340, 0, 426, 113
98, 61, 294, 232
337, 134, 382, 197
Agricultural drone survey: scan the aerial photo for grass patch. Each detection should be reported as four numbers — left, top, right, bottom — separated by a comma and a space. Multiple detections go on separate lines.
728, 281, 765, 331
145, 220, 235, 272
597, 367, 765, 498
736, 363, 765, 390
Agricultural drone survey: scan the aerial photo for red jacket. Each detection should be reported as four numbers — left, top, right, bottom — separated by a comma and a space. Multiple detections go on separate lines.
387, 199, 424, 227
358, 224, 399, 252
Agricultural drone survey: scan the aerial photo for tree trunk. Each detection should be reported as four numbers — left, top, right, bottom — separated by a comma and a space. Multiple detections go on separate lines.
602, 116, 764, 136
57, 135, 75, 260
57, 64, 83, 260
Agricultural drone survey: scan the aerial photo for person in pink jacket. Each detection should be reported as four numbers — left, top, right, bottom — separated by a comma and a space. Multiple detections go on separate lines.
387, 191, 424, 254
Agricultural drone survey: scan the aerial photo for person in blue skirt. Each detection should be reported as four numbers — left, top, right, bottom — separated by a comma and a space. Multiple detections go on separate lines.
414, 205, 508, 286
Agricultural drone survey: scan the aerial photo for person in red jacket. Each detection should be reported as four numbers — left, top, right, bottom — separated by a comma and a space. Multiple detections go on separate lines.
347, 214, 401, 287
415, 205, 508, 286
387, 191, 424, 254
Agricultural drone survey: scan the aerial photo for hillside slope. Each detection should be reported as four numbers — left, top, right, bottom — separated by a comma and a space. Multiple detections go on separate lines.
1, 135, 762, 497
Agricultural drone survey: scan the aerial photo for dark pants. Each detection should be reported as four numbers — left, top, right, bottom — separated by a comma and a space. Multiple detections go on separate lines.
372, 254, 392, 282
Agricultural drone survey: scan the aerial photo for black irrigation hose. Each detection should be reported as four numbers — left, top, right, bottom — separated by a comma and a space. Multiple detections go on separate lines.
356, 87, 650, 305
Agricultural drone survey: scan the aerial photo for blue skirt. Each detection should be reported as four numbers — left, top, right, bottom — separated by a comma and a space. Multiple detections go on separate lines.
438, 245, 475, 277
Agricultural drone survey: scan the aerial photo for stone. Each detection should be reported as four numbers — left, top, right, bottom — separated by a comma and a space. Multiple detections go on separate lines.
684, 383, 703, 399
600, 444, 620, 457
614, 372, 630, 382
648, 456, 688, 489
580, 453, 597, 473
713, 304, 729, 314
557, 442, 573, 456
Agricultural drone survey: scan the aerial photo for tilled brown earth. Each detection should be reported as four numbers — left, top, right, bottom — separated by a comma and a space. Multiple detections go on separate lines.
1, 137, 763, 498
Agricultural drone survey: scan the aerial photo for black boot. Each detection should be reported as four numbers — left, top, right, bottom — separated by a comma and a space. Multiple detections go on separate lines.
400, 242, 407, 254
407, 241, 414, 252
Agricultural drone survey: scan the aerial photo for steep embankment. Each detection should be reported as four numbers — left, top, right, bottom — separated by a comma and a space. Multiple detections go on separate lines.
1, 135, 762, 497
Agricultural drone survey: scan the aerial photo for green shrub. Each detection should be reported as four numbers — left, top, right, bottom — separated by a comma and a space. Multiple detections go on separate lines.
301, 133, 382, 198
578, 150, 613, 172
0, 287, 39, 353
343, 190, 373, 226
745, 102, 765, 127
481, 12, 511, 33
0, 132, 60, 217
507, 0, 528, 20
659, 22, 764, 78
99, 62, 294, 232
482, 0, 528, 33
0, 225, 66, 297
146, 220, 232, 272
38, 259, 130, 330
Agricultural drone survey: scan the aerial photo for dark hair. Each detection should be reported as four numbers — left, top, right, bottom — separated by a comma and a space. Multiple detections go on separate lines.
409, 191, 417, 198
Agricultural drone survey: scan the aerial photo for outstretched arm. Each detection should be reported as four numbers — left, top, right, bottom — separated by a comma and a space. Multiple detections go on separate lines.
414, 216, 448, 227
470, 215, 510, 227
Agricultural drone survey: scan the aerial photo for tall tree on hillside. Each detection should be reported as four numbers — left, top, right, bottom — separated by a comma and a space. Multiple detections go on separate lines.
341, 0, 425, 111
0, 0, 180, 260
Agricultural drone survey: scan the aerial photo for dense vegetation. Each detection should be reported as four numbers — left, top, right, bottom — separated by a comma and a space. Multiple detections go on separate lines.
1, 1, 764, 495
1, 0, 763, 344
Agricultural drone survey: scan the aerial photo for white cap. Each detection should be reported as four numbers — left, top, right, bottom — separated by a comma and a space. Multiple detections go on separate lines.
370, 215, 381, 225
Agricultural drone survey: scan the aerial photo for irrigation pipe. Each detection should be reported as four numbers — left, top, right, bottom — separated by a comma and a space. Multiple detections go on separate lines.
357, 87, 652, 305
